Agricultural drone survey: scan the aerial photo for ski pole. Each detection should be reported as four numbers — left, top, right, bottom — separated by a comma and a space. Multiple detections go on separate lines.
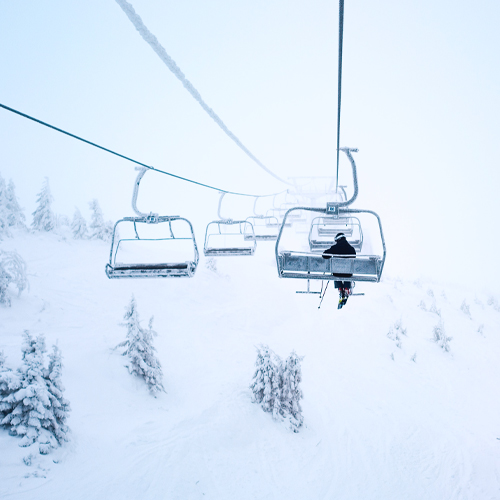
318, 281, 330, 309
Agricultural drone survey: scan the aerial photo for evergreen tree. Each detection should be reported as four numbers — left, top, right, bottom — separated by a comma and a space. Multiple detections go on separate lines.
281, 351, 304, 432
250, 345, 283, 420
0, 351, 21, 423
0, 250, 28, 306
44, 345, 71, 444
0, 173, 10, 239
31, 177, 55, 232
71, 207, 88, 239
250, 346, 305, 430
89, 199, 107, 240
5, 179, 26, 229
116, 296, 165, 395
2, 332, 59, 454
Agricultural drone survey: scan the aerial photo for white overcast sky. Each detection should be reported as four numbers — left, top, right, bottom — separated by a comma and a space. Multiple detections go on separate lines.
1, 0, 499, 290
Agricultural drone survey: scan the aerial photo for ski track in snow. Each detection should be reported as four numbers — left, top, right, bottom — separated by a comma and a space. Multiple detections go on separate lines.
1, 231, 500, 499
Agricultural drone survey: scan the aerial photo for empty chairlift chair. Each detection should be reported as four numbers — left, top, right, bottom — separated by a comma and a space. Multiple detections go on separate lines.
203, 192, 256, 256
265, 194, 292, 228
275, 148, 386, 285
244, 196, 280, 241
308, 215, 363, 252
105, 168, 199, 279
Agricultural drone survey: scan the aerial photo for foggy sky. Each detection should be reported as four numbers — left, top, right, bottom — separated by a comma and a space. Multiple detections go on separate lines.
1, 0, 499, 292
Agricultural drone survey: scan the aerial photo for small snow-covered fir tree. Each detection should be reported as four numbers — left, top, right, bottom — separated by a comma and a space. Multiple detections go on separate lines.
71, 207, 88, 239
0, 173, 10, 239
44, 345, 71, 444
0, 250, 28, 306
281, 351, 304, 432
5, 179, 26, 229
250, 345, 283, 420
2, 332, 59, 454
116, 296, 165, 395
250, 345, 305, 430
31, 177, 55, 232
0, 351, 21, 423
88, 199, 110, 241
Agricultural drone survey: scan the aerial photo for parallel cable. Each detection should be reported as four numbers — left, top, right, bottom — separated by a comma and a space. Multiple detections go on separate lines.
115, 0, 290, 186
0, 102, 285, 198
335, 0, 345, 193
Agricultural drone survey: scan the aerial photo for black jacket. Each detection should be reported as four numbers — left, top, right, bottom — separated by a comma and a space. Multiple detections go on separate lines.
322, 237, 356, 278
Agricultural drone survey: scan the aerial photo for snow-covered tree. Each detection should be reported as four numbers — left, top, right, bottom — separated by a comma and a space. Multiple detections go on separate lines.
250, 345, 283, 420
1, 332, 57, 453
44, 345, 71, 445
0, 173, 10, 239
5, 179, 26, 229
0, 351, 21, 423
281, 351, 304, 432
71, 207, 88, 239
116, 296, 165, 396
250, 345, 305, 431
31, 177, 55, 232
88, 199, 110, 241
433, 321, 452, 352
0, 250, 28, 306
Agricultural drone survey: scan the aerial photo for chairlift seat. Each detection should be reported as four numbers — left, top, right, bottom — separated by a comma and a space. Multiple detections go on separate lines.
106, 261, 196, 279
106, 216, 199, 279
204, 247, 255, 256
203, 218, 257, 257
278, 251, 381, 282
317, 226, 354, 236
244, 234, 277, 241
245, 215, 279, 241
309, 238, 362, 253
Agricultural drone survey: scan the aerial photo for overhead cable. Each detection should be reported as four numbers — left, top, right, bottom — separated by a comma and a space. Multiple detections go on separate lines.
0, 102, 285, 198
115, 0, 290, 186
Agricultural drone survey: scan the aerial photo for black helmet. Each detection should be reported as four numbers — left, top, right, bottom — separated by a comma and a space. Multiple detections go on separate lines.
335, 232, 346, 241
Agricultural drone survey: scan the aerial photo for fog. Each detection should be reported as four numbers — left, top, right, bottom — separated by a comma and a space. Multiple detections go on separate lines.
1, 0, 499, 292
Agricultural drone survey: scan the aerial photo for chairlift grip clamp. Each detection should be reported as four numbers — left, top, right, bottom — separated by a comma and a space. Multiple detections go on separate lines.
326, 203, 340, 219
146, 213, 159, 224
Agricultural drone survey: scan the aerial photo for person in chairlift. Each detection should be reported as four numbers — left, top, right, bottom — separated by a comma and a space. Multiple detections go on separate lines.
322, 232, 356, 309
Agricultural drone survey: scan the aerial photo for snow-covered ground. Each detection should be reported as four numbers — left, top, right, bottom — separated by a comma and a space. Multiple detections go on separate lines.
1, 231, 500, 499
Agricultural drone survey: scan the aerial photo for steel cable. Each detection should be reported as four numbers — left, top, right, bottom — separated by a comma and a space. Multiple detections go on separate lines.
115, 0, 291, 186
0, 102, 285, 198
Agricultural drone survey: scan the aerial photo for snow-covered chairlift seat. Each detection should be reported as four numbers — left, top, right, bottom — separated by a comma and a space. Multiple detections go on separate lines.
308, 216, 363, 252
106, 216, 199, 279
276, 206, 386, 283
244, 215, 280, 241
278, 251, 382, 282
203, 220, 256, 256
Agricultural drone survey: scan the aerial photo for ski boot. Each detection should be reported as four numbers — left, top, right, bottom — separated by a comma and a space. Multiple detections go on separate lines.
337, 287, 351, 309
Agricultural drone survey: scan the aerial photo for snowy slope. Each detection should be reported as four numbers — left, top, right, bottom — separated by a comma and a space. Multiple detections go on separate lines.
1, 231, 500, 500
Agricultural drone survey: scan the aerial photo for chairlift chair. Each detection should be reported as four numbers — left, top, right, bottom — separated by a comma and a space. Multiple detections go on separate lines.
265, 194, 292, 227
244, 197, 280, 241
203, 192, 257, 256
308, 215, 363, 252
105, 168, 199, 279
275, 148, 386, 286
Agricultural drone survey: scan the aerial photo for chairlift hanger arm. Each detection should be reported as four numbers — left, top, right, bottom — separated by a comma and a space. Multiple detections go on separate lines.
132, 167, 150, 217
217, 191, 230, 221
334, 147, 358, 207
